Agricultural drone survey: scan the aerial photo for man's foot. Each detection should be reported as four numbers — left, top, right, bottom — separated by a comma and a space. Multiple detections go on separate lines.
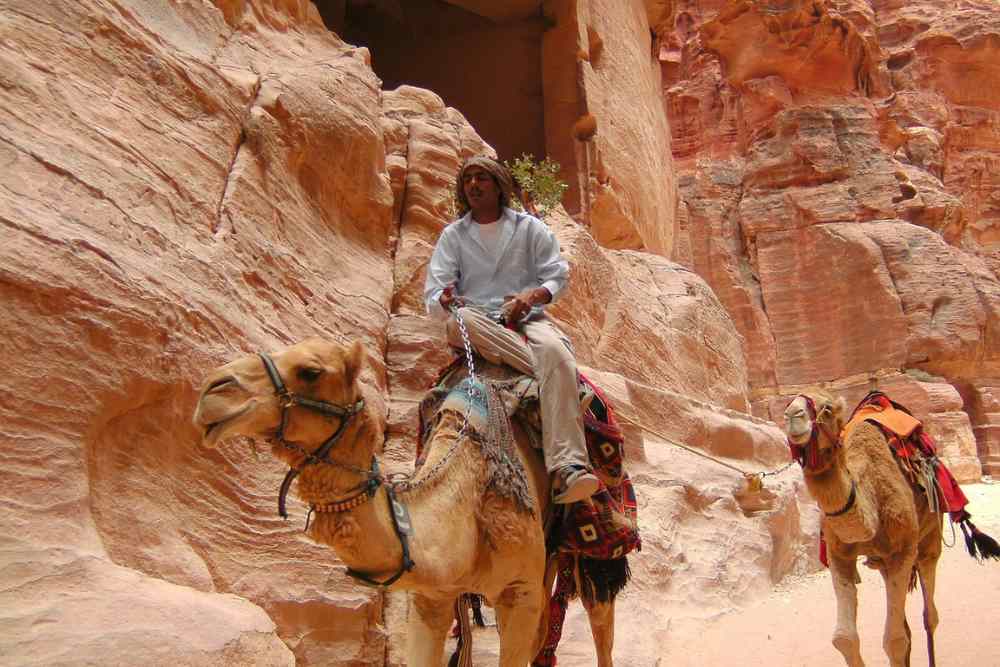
554, 466, 601, 504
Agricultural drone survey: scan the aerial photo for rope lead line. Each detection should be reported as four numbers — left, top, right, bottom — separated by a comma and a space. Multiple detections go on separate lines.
614, 412, 795, 482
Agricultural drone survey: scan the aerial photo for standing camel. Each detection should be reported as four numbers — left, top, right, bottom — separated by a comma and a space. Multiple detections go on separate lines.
193, 337, 619, 666
783, 389, 996, 667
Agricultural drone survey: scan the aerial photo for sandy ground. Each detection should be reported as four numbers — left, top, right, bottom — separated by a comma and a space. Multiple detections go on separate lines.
655, 481, 1000, 667
459, 481, 1000, 666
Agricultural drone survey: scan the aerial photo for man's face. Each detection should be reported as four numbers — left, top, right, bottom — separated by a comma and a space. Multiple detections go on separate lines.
462, 165, 499, 210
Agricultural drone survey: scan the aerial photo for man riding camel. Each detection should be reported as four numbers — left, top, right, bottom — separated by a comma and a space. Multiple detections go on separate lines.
423, 156, 600, 504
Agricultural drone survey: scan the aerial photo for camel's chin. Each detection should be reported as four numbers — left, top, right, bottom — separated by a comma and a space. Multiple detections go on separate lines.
785, 429, 812, 446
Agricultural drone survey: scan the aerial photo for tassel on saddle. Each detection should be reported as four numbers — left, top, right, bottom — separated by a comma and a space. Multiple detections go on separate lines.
955, 510, 1000, 562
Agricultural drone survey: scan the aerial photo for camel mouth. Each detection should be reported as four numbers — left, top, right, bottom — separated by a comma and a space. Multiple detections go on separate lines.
200, 403, 253, 448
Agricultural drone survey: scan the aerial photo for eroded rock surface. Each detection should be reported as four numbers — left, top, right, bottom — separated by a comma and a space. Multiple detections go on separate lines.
661, 0, 1000, 481
2, 0, 390, 663
16, 0, 998, 665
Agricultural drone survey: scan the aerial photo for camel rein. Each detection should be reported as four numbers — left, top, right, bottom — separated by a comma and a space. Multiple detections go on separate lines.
258, 352, 415, 589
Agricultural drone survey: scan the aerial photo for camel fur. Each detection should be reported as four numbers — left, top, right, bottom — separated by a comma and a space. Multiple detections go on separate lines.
194, 338, 617, 666
784, 390, 943, 667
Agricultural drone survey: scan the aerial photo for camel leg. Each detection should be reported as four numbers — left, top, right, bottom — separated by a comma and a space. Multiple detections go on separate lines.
495, 581, 545, 667
880, 555, 916, 667
916, 552, 941, 666
406, 593, 455, 667
829, 555, 865, 666
582, 596, 615, 667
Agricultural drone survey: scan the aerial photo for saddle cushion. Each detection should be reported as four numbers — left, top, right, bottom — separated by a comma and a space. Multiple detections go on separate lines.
418, 359, 641, 553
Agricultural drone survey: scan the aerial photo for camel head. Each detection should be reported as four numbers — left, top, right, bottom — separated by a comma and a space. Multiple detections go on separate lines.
783, 390, 847, 472
193, 337, 367, 466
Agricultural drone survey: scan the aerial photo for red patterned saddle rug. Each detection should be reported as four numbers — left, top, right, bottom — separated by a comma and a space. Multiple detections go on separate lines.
532, 373, 640, 667
845, 391, 967, 515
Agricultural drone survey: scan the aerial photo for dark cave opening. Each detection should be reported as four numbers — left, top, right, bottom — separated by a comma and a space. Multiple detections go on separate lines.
313, 0, 546, 164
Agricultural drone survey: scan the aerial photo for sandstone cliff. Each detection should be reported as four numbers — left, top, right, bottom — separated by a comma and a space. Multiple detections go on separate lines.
658, 0, 1000, 481
1, 0, 813, 664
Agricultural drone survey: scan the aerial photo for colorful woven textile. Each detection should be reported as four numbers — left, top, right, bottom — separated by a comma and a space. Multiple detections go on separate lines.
531, 553, 576, 667
531, 373, 639, 666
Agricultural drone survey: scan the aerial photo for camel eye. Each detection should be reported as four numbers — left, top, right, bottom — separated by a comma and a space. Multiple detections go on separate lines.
297, 367, 323, 383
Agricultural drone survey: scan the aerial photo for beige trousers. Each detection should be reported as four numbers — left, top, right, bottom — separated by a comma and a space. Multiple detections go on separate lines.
445, 307, 589, 474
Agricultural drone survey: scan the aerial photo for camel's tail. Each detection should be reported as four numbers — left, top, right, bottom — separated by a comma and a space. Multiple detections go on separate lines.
955, 511, 1000, 562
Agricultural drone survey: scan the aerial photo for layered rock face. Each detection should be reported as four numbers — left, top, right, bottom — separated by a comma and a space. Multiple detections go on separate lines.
2, 0, 821, 664
0, 0, 816, 666
660, 0, 1000, 478
1, 0, 390, 663
544, 0, 679, 255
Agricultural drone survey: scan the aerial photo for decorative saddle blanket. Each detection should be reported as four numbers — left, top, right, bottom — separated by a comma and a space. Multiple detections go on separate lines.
418, 358, 639, 546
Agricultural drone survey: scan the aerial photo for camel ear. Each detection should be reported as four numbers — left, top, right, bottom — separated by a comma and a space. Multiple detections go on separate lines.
343, 340, 365, 387
833, 396, 848, 419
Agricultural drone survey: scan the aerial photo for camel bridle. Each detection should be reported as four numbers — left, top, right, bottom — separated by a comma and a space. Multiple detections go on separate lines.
787, 395, 857, 517
257, 352, 415, 588
787, 396, 843, 471
258, 352, 369, 519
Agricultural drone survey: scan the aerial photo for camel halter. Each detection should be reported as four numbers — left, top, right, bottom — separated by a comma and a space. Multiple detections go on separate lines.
787, 396, 841, 470
787, 395, 857, 517
257, 352, 416, 588
258, 352, 368, 518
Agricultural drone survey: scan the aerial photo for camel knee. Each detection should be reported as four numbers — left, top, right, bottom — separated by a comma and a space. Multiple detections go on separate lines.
586, 601, 615, 667
923, 606, 938, 634
832, 632, 863, 667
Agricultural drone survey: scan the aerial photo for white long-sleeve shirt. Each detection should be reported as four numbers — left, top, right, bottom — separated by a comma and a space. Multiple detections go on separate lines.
423, 208, 569, 320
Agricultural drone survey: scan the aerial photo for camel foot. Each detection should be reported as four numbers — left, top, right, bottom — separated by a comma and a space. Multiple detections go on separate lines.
833, 634, 864, 667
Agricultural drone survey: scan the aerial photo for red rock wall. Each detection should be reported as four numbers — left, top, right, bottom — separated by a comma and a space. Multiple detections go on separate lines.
660, 0, 1000, 479
1, 0, 390, 663
1, 1, 820, 665
545, 0, 679, 255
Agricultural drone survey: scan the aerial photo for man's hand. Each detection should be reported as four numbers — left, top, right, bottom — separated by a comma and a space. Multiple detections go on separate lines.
440, 285, 464, 311
502, 287, 551, 324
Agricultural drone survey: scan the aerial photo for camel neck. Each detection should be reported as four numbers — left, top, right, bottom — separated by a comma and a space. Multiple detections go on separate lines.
804, 452, 855, 515
293, 404, 379, 504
